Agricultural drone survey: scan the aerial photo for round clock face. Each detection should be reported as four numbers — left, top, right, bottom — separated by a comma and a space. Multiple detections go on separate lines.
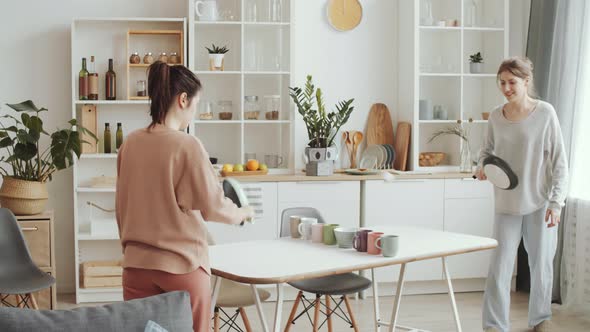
327, 0, 363, 31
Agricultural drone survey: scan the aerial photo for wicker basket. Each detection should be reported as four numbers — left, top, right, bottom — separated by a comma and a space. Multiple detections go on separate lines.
0, 177, 48, 215
419, 152, 446, 167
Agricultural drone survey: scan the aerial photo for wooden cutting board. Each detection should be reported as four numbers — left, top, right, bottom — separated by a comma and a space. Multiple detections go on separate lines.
365, 103, 395, 146
394, 122, 411, 171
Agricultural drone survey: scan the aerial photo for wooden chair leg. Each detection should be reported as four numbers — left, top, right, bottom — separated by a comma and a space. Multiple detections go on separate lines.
29, 294, 39, 310
343, 295, 359, 332
213, 307, 220, 332
239, 307, 252, 332
313, 294, 321, 332
325, 295, 333, 332
15, 295, 23, 308
284, 291, 302, 332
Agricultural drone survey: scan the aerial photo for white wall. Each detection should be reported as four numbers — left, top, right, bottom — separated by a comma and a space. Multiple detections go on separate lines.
0, 0, 187, 294
0, 0, 529, 294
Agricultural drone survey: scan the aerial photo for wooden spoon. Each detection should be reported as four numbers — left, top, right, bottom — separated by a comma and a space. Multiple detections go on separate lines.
343, 131, 354, 167
351, 131, 363, 168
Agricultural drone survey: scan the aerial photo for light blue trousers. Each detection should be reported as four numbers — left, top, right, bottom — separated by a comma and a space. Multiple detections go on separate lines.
482, 205, 557, 332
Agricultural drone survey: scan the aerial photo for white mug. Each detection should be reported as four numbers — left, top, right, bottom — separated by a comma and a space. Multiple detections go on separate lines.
297, 217, 317, 240
195, 0, 219, 21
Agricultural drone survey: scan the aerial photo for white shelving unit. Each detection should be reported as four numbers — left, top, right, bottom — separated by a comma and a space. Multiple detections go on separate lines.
412, 0, 508, 171
188, 0, 293, 169
71, 17, 187, 303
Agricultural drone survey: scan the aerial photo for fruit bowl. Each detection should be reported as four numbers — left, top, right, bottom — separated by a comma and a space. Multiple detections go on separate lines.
419, 152, 446, 166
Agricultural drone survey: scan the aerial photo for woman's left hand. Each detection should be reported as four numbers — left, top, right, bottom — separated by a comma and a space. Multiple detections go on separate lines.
545, 209, 560, 228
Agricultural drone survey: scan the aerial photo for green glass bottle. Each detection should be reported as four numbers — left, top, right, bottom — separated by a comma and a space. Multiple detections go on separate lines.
103, 123, 111, 154
79, 58, 89, 100
116, 123, 123, 151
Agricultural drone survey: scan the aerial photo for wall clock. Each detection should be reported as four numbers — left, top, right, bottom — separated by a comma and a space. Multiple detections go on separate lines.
327, 0, 363, 31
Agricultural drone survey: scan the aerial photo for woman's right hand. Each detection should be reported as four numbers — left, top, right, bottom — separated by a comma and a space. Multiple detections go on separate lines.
474, 168, 487, 180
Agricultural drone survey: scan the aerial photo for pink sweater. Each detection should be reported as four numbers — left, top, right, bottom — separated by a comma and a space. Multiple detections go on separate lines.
115, 124, 245, 274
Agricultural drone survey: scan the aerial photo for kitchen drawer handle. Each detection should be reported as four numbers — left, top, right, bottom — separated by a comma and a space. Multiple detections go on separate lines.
21, 227, 39, 231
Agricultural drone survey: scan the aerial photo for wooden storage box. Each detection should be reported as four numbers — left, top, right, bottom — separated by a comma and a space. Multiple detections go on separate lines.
81, 260, 123, 288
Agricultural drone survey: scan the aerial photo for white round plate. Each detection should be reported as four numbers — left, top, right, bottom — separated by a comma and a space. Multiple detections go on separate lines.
344, 168, 381, 175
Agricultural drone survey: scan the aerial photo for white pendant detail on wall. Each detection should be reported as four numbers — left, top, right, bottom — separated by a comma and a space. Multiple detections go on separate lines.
327, 0, 363, 31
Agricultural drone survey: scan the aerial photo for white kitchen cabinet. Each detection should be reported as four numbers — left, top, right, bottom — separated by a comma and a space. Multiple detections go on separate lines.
207, 182, 278, 244
444, 178, 495, 279
364, 179, 445, 282
277, 181, 360, 230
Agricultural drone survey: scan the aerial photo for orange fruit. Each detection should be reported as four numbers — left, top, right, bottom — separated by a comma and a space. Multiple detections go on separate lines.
246, 159, 259, 171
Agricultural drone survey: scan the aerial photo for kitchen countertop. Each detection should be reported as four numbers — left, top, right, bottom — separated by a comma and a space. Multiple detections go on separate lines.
221, 171, 476, 182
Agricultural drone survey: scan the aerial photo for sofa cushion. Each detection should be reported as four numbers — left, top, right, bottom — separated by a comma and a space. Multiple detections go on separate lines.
0, 291, 193, 332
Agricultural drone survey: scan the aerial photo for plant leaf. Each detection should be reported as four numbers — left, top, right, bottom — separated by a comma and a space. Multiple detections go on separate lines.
16, 129, 37, 144
6, 100, 41, 113
14, 142, 37, 161
50, 129, 81, 170
0, 137, 13, 148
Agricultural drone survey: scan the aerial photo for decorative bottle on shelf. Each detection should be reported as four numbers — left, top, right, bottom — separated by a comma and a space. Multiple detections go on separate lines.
116, 123, 123, 151
466, 0, 478, 27
88, 56, 98, 100
103, 123, 112, 154
269, 0, 282, 22
105, 59, 116, 100
78, 58, 89, 100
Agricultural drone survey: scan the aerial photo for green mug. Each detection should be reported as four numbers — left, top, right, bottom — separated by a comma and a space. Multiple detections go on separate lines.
323, 224, 340, 245
375, 235, 399, 257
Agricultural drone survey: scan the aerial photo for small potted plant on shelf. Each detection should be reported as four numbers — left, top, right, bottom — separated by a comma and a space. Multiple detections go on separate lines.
469, 52, 484, 73
0, 100, 97, 215
206, 44, 229, 71
290, 75, 355, 176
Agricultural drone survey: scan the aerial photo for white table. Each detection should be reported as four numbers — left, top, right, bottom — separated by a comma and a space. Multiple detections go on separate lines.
210, 226, 497, 332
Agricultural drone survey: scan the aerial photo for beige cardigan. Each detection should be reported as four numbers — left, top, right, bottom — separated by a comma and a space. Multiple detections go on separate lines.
115, 124, 246, 274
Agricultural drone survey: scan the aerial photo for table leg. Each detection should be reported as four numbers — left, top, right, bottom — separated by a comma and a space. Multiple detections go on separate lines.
371, 268, 381, 332
388, 263, 406, 332
251, 284, 270, 332
272, 283, 285, 332
443, 257, 462, 332
211, 276, 221, 317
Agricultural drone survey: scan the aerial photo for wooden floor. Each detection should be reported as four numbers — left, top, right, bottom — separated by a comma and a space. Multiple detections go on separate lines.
58, 291, 590, 331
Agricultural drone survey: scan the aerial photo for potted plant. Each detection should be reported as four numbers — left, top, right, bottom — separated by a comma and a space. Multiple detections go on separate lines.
428, 124, 473, 173
469, 52, 484, 73
290, 75, 355, 176
0, 100, 96, 215
206, 44, 229, 71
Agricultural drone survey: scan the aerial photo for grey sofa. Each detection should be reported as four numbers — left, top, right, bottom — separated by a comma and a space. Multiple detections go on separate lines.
0, 291, 193, 332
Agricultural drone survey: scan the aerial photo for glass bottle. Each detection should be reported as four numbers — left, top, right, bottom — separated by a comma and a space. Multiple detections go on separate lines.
103, 123, 112, 154
269, 0, 282, 22
467, 0, 478, 27
245, 1, 257, 22
88, 56, 98, 100
116, 123, 123, 151
460, 141, 473, 173
105, 59, 116, 100
78, 58, 89, 100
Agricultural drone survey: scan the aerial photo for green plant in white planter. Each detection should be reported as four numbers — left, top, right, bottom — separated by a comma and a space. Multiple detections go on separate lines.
206, 44, 229, 71
290, 75, 355, 175
0, 100, 97, 214
469, 52, 484, 74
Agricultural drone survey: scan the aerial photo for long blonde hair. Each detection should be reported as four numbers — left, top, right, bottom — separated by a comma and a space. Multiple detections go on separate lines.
496, 56, 538, 98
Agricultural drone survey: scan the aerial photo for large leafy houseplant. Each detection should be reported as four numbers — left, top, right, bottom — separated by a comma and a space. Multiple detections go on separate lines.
0, 100, 96, 214
289, 75, 355, 148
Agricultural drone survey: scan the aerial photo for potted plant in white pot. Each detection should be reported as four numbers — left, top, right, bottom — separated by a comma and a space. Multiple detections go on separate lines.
0, 100, 96, 215
290, 75, 355, 176
206, 44, 229, 71
469, 52, 484, 73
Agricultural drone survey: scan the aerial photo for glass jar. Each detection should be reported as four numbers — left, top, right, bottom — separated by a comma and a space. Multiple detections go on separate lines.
217, 100, 233, 114
169, 52, 179, 64
199, 100, 213, 120
244, 96, 260, 112
263, 95, 280, 120
129, 52, 140, 64
136, 80, 147, 97
158, 52, 168, 63
143, 52, 154, 64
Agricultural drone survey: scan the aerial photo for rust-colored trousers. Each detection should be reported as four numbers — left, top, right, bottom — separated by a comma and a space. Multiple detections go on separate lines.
123, 267, 211, 331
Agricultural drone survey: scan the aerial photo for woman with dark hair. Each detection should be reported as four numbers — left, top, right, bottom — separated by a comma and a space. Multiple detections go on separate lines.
476, 57, 568, 332
115, 61, 253, 331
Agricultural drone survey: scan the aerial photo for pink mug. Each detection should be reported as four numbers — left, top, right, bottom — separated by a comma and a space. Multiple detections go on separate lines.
311, 223, 324, 243
367, 232, 384, 255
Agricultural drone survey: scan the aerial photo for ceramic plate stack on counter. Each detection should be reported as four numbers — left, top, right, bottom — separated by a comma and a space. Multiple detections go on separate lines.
360, 144, 396, 170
